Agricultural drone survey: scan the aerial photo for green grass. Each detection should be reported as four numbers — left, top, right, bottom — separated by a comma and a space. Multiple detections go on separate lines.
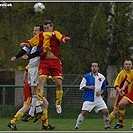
1, 106, 133, 131
1, 117, 133, 131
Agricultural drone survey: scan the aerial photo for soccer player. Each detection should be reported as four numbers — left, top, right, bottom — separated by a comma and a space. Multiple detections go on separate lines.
7, 68, 55, 130
8, 25, 55, 130
20, 20, 70, 114
109, 59, 133, 129
7, 69, 31, 131
116, 67, 133, 130
11, 25, 43, 120
74, 61, 110, 129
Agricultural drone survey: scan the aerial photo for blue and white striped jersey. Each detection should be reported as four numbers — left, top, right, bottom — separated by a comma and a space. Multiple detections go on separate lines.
80, 72, 106, 102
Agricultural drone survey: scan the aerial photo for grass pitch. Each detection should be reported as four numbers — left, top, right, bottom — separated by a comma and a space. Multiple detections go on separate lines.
1, 117, 133, 131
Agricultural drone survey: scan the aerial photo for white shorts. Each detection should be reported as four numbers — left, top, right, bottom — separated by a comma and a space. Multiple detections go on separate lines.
28, 66, 39, 86
82, 98, 108, 113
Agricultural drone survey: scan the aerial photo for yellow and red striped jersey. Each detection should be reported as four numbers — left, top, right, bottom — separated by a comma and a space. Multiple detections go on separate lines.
114, 69, 133, 93
26, 31, 66, 60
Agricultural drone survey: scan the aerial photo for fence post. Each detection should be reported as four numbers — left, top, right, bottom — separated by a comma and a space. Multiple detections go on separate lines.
2, 87, 6, 117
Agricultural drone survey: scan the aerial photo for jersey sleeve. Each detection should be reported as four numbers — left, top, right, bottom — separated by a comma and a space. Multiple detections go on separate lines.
79, 77, 86, 90
22, 46, 30, 53
114, 70, 128, 88
54, 31, 66, 44
26, 33, 40, 47
101, 79, 106, 91
28, 51, 40, 59
126, 73, 132, 84
15, 49, 27, 58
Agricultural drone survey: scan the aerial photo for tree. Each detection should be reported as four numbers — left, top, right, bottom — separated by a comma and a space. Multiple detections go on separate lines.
0, 2, 133, 76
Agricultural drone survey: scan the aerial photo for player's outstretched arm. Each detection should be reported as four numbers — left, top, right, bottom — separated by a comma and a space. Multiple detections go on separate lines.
10, 49, 27, 62
22, 51, 40, 60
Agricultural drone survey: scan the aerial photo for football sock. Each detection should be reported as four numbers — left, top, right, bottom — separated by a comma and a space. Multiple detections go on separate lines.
56, 90, 63, 105
109, 112, 116, 125
75, 113, 85, 127
37, 89, 44, 100
118, 109, 125, 125
41, 109, 48, 126
11, 111, 24, 124
103, 113, 110, 127
29, 95, 38, 116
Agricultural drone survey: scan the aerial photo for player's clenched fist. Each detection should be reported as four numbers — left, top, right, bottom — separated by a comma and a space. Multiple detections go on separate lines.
10, 56, 16, 62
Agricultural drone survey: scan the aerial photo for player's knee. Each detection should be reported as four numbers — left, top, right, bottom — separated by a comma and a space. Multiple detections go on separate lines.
45, 101, 49, 107
42, 97, 49, 107
102, 108, 109, 115
21, 104, 31, 112
56, 82, 62, 90
54, 79, 62, 88
113, 108, 119, 114
118, 102, 125, 110
39, 77, 46, 84
81, 110, 88, 116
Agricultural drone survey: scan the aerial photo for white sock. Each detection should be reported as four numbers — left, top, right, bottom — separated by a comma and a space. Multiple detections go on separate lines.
75, 113, 85, 128
29, 95, 38, 116
103, 114, 110, 127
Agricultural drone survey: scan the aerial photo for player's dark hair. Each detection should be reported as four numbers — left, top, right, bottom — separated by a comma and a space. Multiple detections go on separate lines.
35, 25, 44, 32
91, 60, 99, 66
124, 58, 132, 62
43, 20, 53, 27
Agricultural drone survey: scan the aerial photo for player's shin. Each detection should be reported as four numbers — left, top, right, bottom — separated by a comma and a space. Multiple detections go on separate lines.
103, 113, 110, 127
56, 90, 63, 105
75, 113, 85, 129
118, 109, 125, 125
41, 109, 48, 126
29, 95, 38, 116
37, 88, 44, 100
109, 112, 116, 125
11, 112, 24, 124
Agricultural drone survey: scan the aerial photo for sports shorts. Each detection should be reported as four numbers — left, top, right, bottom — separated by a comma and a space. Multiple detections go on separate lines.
123, 91, 133, 103
23, 80, 32, 104
38, 58, 62, 79
28, 66, 39, 86
113, 93, 123, 108
82, 98, 108, 113
114, 88, 129, 108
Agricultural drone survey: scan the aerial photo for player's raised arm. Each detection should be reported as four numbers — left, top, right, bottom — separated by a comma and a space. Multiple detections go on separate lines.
10, 47, 29, 62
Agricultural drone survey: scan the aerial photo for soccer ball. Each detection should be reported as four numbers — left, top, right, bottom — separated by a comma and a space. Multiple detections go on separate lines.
33, 3, 45, 13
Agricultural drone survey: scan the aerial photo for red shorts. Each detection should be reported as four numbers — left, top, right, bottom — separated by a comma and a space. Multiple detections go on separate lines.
124, 91, 133, 103
114, 93, 123, 108
38, 58, 62, 79
23, 80, 32, 104
114, 88, 128, 108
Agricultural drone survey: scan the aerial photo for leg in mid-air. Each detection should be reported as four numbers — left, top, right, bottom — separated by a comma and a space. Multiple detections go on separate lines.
54, 78, 63, 114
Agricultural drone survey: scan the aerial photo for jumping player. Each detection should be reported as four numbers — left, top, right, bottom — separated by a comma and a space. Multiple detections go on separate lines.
20, 20, 70, 116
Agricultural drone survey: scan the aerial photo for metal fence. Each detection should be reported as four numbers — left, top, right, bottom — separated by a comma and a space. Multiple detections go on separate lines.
0, 84, 115, 118
0, 84, 114, 106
